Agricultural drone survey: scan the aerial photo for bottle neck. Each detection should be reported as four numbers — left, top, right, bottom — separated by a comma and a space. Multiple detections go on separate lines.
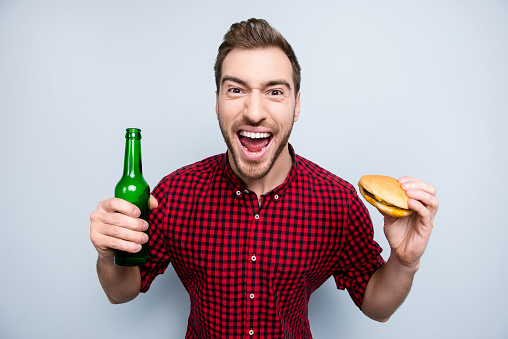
123, 137, 143, 177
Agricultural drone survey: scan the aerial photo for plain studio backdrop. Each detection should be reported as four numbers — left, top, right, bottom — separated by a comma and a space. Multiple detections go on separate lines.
1, 0, 507, 338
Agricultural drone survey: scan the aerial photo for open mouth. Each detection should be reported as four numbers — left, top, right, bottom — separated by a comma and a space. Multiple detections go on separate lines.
237, 130, 272, 154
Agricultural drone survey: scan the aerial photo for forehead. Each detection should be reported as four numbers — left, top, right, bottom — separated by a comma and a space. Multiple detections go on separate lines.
221, 47, 293, 87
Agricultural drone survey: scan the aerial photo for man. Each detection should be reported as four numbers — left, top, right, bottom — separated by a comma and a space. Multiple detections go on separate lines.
90, 18, 439, 338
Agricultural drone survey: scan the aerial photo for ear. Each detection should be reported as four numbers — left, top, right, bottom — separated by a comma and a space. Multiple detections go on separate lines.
293, 92, 301, 122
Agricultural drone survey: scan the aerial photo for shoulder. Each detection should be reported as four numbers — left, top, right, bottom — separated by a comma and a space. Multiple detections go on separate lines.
294, 154, 372, 227
295, 154, 356, 195
154, 153, 225, 191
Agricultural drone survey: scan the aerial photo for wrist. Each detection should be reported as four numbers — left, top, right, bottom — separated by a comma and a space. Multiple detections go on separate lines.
97, 252, 115, 265
388, 250, 420, 274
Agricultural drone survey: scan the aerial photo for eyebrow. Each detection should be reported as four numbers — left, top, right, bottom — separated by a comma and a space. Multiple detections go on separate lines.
221, 76, 248, 88
221, 76, 292, 91
264, 80, 292, 91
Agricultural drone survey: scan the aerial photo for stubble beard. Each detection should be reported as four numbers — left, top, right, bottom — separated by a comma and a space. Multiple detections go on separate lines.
218, 114, 294, 182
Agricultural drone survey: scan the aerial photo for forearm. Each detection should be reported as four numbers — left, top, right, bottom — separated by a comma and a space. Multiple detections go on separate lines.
361, 251, 419, 322
96, 256, 141, 304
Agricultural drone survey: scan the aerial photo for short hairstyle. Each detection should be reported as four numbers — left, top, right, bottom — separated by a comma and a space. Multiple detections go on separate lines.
214, 18, 301, 95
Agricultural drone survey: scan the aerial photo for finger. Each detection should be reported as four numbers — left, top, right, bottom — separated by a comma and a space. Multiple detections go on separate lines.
149, 195, 159, 210
94, 232, 144, 254
90, 211, 148, 241
407, 198, 434, 230
405, 189, 439, 212
399, 177, 437, 196
99, 198, 140, 217
104, 223, 148, 244
102, 211, 148, 232
90, 220, 147, 255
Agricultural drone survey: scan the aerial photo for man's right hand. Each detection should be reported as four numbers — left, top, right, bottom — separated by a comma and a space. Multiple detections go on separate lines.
90, 196, 159, 261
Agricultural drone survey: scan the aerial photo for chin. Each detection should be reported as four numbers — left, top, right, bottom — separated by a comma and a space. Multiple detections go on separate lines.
230, 146, 275, 181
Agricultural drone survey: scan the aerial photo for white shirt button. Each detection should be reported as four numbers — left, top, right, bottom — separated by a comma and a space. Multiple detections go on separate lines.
236, 191, 241, 196
244, 189, 249, 193
254, 214, 259, 220
249, 329, 254, 336
250, 293, 255, 299
274, 194, 279, 200
251, 255, 256, 262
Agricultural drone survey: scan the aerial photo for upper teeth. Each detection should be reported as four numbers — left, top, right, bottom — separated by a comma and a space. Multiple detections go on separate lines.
240, 131, 271, 139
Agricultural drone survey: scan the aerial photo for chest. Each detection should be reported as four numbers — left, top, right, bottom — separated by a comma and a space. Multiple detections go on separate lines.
165, 184, 348, 283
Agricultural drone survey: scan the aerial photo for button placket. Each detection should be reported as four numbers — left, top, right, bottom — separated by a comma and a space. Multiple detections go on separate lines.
248, 200, 262, 337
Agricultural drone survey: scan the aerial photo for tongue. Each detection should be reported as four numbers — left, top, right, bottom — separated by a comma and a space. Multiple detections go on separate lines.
240, 136, 270, 153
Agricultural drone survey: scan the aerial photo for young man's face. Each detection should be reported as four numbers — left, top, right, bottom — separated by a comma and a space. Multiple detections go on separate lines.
216, 47, 301, 182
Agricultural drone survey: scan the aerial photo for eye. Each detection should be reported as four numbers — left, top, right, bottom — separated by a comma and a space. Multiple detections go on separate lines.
268, 89, 283, 96
227, 87, 242, 94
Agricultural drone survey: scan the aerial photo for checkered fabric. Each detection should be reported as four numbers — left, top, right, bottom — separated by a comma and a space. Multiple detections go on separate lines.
140, 144, 385, 338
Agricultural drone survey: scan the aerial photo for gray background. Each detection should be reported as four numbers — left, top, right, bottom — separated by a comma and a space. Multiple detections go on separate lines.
1, 0, 507, 338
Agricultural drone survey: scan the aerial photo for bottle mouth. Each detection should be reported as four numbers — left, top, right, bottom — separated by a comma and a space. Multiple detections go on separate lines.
125, 128, 142, 139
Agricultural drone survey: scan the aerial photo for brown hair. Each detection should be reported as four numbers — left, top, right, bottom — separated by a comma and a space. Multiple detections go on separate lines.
214, 18, 301, 95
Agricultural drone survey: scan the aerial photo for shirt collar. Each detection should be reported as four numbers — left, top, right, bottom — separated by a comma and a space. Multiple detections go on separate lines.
222, 143, 298, 199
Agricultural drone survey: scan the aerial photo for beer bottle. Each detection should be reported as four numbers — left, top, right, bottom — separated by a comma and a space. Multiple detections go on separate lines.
114, 128, 150, 266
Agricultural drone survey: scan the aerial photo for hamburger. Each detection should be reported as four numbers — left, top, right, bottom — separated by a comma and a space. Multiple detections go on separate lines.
358, 175, 413, 218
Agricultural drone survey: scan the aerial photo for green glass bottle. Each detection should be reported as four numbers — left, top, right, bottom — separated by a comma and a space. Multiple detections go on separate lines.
114, 128, 150, 266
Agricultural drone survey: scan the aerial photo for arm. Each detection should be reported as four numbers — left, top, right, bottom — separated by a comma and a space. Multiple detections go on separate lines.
361, 177, 439, 322
361, 251, 418, 322
90, 196, 158, 304
96, 256, 141, 304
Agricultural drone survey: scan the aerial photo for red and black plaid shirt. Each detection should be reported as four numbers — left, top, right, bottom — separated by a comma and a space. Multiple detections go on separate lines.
140, 144, 385, 338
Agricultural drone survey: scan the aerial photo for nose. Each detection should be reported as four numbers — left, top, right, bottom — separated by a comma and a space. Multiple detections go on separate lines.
243, 91, 266, 125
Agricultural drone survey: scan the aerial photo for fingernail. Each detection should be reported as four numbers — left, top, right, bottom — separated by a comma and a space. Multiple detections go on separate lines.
143, 222, 149, 231
142, 234, 149, 243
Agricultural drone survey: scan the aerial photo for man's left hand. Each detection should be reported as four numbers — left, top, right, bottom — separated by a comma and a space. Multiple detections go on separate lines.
383, 176, 439, 269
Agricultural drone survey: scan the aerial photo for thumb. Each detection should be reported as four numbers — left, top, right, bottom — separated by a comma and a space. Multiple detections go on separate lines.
149, 195, 159, 210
